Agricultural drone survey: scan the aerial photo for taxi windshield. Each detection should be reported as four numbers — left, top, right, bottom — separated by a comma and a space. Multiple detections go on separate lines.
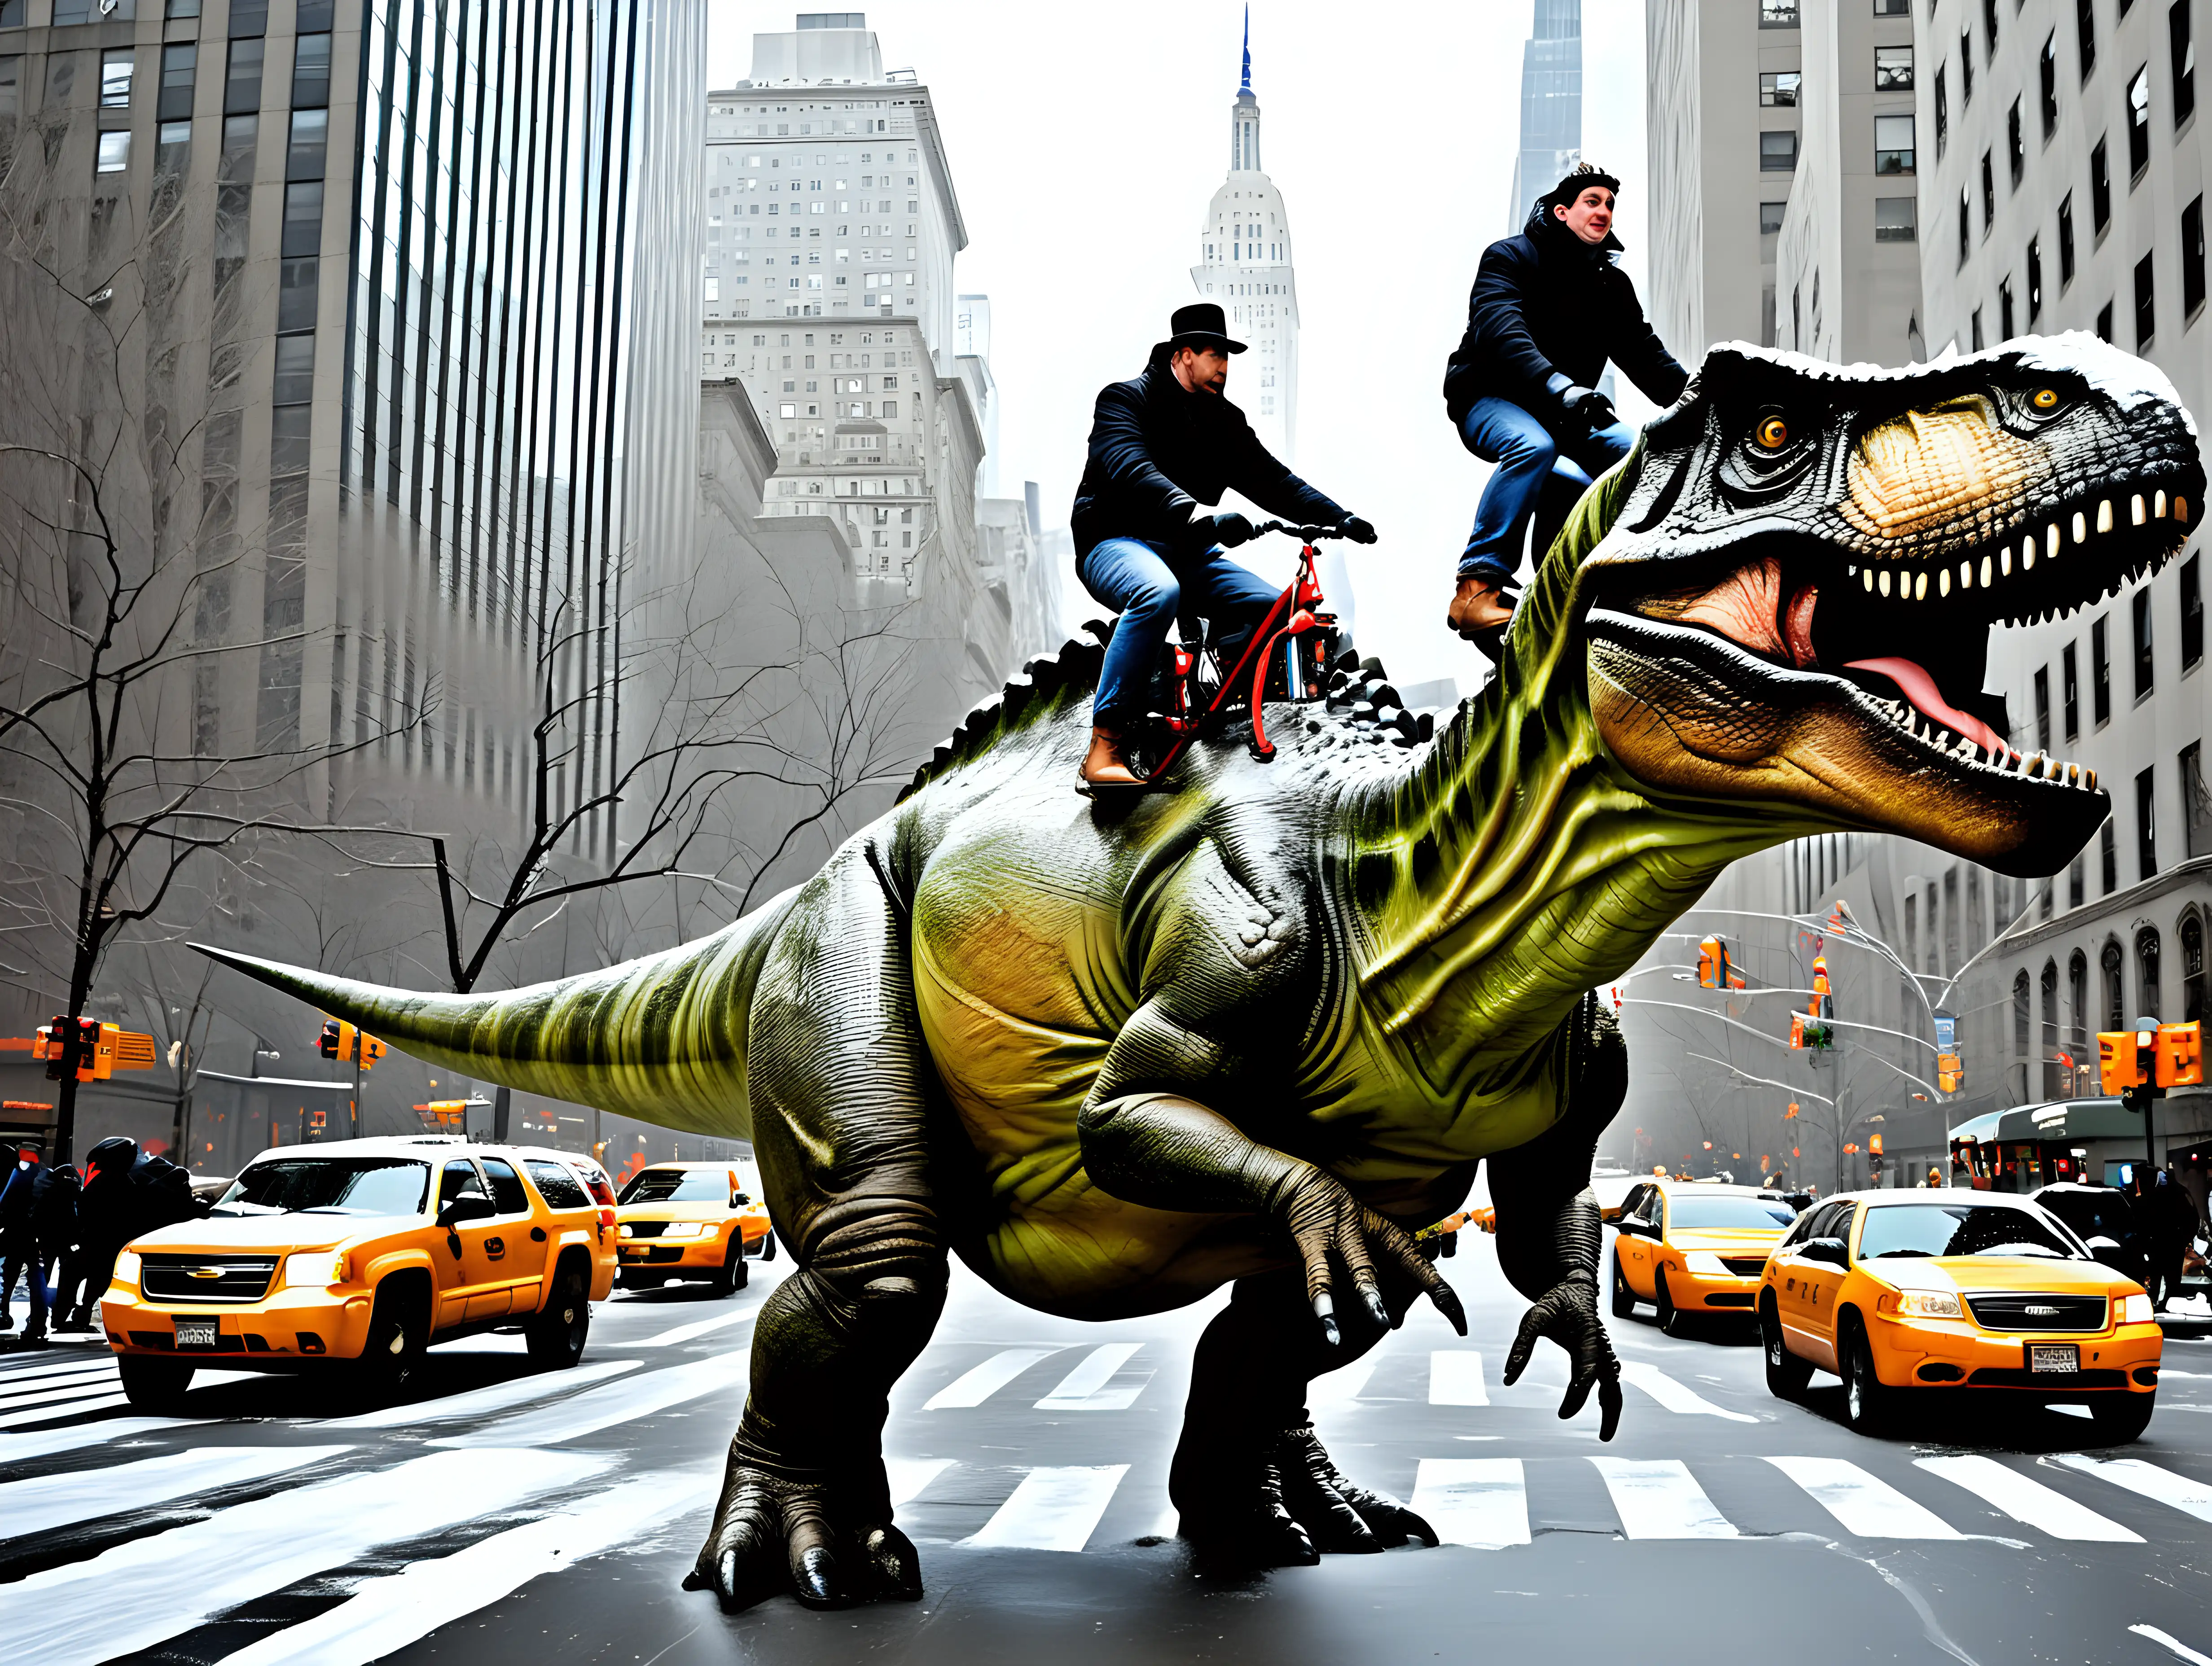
216, 1157, 431, 1217
1664, 1195, 1799, 1230
1855, 1203, 2081, 1261
619, 1167, 732, 1205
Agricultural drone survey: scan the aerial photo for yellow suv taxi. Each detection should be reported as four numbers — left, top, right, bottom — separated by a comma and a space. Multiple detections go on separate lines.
1760, 1189, 2162, 1439
614, 1161, 773, 1294
100, 1136, 617, 1409
1611, 1179, 1801, 1333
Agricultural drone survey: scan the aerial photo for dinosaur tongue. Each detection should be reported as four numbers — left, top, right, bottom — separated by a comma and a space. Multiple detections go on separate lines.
1844, 657, 2006, 755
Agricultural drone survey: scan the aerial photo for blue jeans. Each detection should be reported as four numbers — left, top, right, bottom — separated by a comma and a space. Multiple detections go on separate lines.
1076, 537, 1282, 729
0, 1246, 49, 1333
1457, 396, 1635, 587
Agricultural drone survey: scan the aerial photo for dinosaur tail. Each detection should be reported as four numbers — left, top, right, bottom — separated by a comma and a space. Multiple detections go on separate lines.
192, 889, 804, 1143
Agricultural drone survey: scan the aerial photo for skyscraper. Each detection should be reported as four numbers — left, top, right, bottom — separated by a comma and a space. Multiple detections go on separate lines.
1189, 12, 1299, 464
1510, 0, 1583, 230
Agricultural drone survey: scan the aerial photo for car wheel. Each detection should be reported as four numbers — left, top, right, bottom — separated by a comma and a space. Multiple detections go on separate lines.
1761, 1297, 1813, 1400
713, 1239, 748, 1297
758, 1230, 777, 1262
1655, 1267, 1681, 1336
1841, 1319, 1892, 1435
117, 1355, 193, 1412
356, 1281, 427, 1408
526, 1263, 591, 1368
2089, 1393, 2155, 1443
1610, 1246, 1635, 1317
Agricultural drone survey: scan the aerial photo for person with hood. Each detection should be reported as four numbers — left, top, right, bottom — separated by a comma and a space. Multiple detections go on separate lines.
1441, 163, 1689, 649
62, 1136, 200, 1331
1070, 302, 1376, 789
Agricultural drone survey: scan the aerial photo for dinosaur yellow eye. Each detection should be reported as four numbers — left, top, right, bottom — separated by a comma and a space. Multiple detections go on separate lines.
1755, 415, 1790, 450
2031, 387, 2060, 411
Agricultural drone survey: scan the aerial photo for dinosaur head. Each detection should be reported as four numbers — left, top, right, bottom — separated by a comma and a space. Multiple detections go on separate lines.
1581, 334, 2202, 877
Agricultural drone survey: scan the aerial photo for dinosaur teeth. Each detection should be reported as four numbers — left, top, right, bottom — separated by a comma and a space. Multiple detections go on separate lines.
1981, 555, 1994, 587
2073, 511, 2088, 544
1958, 560, 1973, 591
1939, 567, 1952, 597
1863, 567, 1875, 592
2098, 498, 2115, 533
2156, 489, 2169, 518
2132, 493, 2148, 525
2022, 535, 2036, 571
2047, 522, 2061, 559
1914, 570, 1928, 600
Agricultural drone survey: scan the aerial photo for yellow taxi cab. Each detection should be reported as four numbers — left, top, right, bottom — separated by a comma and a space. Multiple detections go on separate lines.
100, 1136, 617, 1410
1760, 1188, 2162, 1439
614, 1160, 773, 1294
1610, 1179, 1801, 1333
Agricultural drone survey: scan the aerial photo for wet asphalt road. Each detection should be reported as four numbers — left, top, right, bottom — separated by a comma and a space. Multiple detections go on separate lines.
4, 1229, 2212, 1666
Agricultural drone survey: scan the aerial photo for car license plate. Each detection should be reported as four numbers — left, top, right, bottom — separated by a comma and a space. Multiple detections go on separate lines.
2030, 1343, 2080, 1373
172, 1318, 217, 1349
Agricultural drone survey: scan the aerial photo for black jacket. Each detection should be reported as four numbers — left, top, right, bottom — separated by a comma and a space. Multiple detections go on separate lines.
78, 1138, 199, 1255
1070, 354, 1348, 559
30, 1163, 78, 1252
0, 1159, 33, 1244
1443, 206, 1689, 428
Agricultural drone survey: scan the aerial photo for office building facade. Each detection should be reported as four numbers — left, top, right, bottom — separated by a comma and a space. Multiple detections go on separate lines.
1510, 0, 1584, 232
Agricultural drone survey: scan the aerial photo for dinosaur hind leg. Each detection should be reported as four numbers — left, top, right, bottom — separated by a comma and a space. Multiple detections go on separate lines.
685, 842, 948, 1613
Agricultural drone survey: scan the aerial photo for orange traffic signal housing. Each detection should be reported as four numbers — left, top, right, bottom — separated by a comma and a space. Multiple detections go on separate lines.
1697, 935, 1747, 991
2099, 1021, 2203, 1092
33, 1019, 156, 1083
2159, 1020, 2204, 1087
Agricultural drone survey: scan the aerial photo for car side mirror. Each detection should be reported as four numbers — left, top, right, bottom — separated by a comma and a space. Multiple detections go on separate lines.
732, 1191, 750, 1207
438, 1193, 495, 1230
1802, 1236, 1848, 1267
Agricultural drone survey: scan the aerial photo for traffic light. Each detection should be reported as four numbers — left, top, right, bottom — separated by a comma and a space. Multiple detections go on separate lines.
2100, 1026, 2155, 1093
1811, 956, 1831, 1005
1697, 936, 1746, 990
1938, 1051, 1964, 1094
359, 1035, 386, 1070
2158, 1020, 2204, 1087
1868, 1132, 1884, 1154
317, 1019, 357, 1062
32, 1018, 150, 1082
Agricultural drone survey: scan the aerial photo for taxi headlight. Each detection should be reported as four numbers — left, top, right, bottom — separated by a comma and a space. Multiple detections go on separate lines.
1893, 1290, 1962, 1319
663, 1221, 710, 1240
282, 1250, 348, 1289
1682, 1252, 1729, 1276
617, 1223, 634, 1239
2120, 1292, 2155, 1324
111, 1249, 140, 1286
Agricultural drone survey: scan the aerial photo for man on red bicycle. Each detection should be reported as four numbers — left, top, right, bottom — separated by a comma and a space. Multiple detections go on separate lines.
1072, 303, 1375, 789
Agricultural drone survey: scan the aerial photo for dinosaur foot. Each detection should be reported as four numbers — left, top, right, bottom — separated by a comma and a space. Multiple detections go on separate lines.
1178, 1422, 1438, 1568
683, 1454, 922, 1613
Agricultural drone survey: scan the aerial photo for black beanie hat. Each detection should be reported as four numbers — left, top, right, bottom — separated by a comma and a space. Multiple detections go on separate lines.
1547, 162, 1621, 210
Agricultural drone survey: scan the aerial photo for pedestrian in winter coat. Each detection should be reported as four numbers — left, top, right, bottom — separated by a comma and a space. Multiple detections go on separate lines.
66, 1137, 200, 1329
31, 1160, 80, 1333
0, 1142, 46, 1342
1441, 163, 1689, 649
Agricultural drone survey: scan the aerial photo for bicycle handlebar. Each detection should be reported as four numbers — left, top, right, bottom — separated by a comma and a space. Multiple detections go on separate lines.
1246, 519, 1350, 543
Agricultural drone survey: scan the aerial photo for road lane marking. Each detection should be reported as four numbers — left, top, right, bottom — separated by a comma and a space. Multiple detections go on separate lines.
0, 1416, 207, 1465
965, 1465, 1129, 1552
1914, 1455, 2142, 1542
887, 1457, 954, 1508
2052, 1453, 2212, 1523
428, 1355, 742, 1448
206, 1469, 719, 1666
0, 1377, 128, 1415
633, 1306, 758, 1348
0, 1446, 610, 1666
1429, 1350, 1489, 1406
1588, 1457, 1739, 1539
1036, 1343, 1146, 1411
1620, 1361, 1759, 1422
1409, 1458, 1529, 1548
0, 1444, 353, 1540
1308, 1359, 1378, 1408
0, 1358, 119, 1388
2, 1392, 129, 1428
1764, 1456, 1964, 1539
2131, 1624, 2212, 1666
318, 1359, 642, 1429
922, 1346, 1067, 1410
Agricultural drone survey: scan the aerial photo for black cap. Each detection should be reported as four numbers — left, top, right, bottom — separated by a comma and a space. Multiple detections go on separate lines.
1547, 161, 1621, 210
1163, 302, 1248, 356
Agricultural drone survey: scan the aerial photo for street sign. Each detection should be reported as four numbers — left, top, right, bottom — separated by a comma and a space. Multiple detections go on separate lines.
1934, 1011, 1956, 1053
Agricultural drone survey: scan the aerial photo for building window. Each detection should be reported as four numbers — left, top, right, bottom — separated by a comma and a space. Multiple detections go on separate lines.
2139, 924, 2164, 1017
2176, 0, 2199, 126
2185, 553, 2204, 669
2059, 193, 2078, 285
1875, 45, 1914, 90
2185, 742, 2212, 859
2129, 64, 2152, 176
285, 108, 326, 180
2028, 237, 2045, 320
1874, 0, 1908, 13
1760, 0, 1800, 25
94, 130, 129, 173
1760, 199, 1786, 259
292, 31, 330, 109
271, 333, 313, 404
1972, 305, 1986, 349
2000, 275, 2016, 337
2007, 98, 2025, 185
2080, 0, 2099, 80
1981, 150, 1996, 230
2135, 583, 2157, 698
99, 48, 133, 109
224, 38, 263, 116
0, 0, 22, 23
2072, 854, 2088, 911
1875, 197, 1917, 241
277, 257, 317, 332
2141, 769, 2162, 882
1761, 70, 1800, 105
2104, 938, 2126, 1027
2042, 961, 2063, 1096
2063, 640, 2081, 737
2102, 822, 2120, 894
280, 179, 320, 257
228, 0, 267, 35
2014, 971, 2032, 1069
2035, 665, 2054, 750
155, 118, 188, 175
1936, 65, 1949, 156
2098, 298, 2116, 340
1962, 29, 1976, 103
2092, 136, 2112, 233
2070, 951, 2091, 1050
2094, 612, 2112, 723
2042, 32, 2061, 136
157, 43, 193, 121
1875, 114, 1916, 173
1760, 130, 1799, 171
2186, 194, 2207, 317
2184, 912, 2208, 1022
2137, 250, 2157, 347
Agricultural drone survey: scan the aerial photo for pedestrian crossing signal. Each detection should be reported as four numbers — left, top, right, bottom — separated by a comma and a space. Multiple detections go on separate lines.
360, 1035, 386, 1069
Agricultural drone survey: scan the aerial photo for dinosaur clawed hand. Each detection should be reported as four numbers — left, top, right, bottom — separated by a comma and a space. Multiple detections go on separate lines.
1277, 1167, 1466, 1346
1180, 1422, 1439, 1567
685, 1456, 922, 1613
1501, 1270, 1624, 1440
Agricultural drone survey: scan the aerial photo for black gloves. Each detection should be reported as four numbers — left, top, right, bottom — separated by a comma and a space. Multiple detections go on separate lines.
1198, 510, 1257, 549
1558, 386, 1616, 433
1337, 515, 1378, 545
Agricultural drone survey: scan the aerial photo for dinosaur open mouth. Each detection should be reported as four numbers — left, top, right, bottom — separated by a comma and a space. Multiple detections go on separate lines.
1614, 481, 2194, 796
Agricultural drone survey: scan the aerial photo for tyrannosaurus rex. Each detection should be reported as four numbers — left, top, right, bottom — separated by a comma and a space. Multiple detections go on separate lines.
200, 335, 2201, 1610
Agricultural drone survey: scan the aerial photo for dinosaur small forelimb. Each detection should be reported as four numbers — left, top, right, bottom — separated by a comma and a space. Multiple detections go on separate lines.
1501, 1266, 1624, 1442
1078, 1092, 1466, 1343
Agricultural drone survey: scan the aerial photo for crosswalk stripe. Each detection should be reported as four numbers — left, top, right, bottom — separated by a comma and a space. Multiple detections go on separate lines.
887, 1456, 954, 1508
965, 1464, 1129, 1552
206, 1469, 719, 1666
0, 1358, 119, 1388
633, 1306, 758, 1348
1308, 1359, 1378, 1409
2052, 1453, 2212, 1523
1410, 1457, 1529, 1548
1915, 1455, 2143, 1542
317, 1359, 643, 1430
1588, 1457, 1739, 1539
1036, 1343, 1145, 1411
1620, 1361, 1759, 1423
2, 1391, 129, 1429
1429, 1350, 1489, 1406
0, 1443, 354, 1540
922, 1346, 1067, 1410
0, 1446, 612, 1666
0, 1416, 206, 1465
1765, 1456, 1964, 1539
2130, 1624, 2212, 1666
0, 1377, 125, 1415
427, 1355, 742, 1448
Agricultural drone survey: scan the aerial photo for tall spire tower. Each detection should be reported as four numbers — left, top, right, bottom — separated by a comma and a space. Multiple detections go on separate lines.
1191, 7, 1299, 464
1509, 0, 1583, 230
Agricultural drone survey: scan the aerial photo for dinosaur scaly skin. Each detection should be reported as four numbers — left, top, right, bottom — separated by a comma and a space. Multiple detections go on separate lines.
200, 336, 2201, 1607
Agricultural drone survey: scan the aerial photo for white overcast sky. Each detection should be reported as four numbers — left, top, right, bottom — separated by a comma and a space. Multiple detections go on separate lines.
706, 2, 1654, 693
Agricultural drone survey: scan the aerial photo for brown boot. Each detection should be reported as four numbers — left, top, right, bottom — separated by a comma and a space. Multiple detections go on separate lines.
1445, 575, 1516, 641
1080, 725, 1146, 790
